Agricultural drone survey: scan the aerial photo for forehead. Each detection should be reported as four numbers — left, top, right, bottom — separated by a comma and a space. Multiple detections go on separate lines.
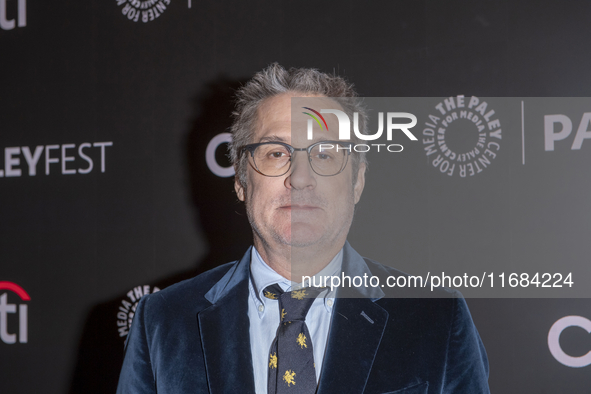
254, 94, 344, 143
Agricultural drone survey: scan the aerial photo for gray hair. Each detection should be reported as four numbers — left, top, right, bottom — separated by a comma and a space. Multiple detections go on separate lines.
229, 63, 368, 187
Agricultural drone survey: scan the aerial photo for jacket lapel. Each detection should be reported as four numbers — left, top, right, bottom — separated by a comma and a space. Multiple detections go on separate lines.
197, 249, 256, 394
317, 243, 389, 394
196, 243, 388, 394
316, 297, 388, 394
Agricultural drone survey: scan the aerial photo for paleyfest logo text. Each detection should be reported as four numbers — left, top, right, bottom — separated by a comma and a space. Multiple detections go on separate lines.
303, 107, 417, 153
422, 95, 502, 177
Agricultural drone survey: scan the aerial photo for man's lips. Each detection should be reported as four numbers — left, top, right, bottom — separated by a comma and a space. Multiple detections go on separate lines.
279, 204, 321, 210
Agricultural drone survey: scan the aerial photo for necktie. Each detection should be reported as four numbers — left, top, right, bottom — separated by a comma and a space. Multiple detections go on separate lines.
263, 284, 325, 394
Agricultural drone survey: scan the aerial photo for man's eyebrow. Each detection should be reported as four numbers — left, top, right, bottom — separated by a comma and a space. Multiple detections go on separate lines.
258, 135, 288, 143
308, 137, 335, 144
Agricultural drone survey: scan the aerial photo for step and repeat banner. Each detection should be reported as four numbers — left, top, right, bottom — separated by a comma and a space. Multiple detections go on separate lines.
1, 1, 591, 393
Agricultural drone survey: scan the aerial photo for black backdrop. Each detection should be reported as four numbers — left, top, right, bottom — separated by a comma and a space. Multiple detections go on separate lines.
1, 1, 591, 393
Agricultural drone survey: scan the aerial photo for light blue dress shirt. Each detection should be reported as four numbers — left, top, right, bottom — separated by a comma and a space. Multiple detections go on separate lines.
248, 246, 342, 394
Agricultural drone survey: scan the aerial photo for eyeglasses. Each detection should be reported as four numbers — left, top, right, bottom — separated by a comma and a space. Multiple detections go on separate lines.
241, 141, 352, 177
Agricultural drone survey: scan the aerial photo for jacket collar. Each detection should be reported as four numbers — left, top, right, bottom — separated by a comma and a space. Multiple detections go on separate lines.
204, 242, 385, 302
204, 246, 252, 304
339, 241, 385, 300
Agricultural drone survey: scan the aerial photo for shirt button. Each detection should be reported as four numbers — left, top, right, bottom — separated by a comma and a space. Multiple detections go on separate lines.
327, 299, 333, 307
258, 305, 264, 312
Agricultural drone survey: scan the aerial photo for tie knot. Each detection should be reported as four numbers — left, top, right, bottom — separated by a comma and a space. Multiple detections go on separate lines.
263, 284, 326, 322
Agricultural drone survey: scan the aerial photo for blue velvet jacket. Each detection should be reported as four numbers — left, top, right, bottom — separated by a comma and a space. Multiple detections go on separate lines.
117, 243, 490, 393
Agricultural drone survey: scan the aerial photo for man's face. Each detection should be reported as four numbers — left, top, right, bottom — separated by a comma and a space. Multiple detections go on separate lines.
235, 93, 365, 253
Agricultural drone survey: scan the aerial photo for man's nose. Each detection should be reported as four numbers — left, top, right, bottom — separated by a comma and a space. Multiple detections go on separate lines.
285, 152, 316, 190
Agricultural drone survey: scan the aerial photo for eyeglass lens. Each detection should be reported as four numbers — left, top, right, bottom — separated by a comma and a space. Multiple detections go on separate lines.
250, 143, 347, 176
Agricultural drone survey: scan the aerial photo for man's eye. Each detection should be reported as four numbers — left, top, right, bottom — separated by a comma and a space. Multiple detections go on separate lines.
316, 153, 333, 160
269, 151, 286, 159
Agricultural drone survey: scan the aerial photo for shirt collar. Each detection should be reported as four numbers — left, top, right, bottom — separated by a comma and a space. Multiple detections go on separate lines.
249, 246, 342, 315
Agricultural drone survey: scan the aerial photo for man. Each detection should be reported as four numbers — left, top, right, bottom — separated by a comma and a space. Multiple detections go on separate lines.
117, 64, 490, 393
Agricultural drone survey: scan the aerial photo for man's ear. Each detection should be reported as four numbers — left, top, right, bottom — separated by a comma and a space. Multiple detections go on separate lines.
234, 176, 245, 201
353, 163, 366, 204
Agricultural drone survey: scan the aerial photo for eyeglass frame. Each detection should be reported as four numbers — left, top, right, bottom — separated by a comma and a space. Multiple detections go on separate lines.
240, 140, 353, 177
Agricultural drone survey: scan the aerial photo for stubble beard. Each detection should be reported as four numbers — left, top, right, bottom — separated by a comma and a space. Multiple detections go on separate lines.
246, 188, 355, 249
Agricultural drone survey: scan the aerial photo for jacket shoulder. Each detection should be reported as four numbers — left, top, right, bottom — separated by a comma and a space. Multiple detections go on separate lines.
362, 257, 457, 299
142, 261, 237, 314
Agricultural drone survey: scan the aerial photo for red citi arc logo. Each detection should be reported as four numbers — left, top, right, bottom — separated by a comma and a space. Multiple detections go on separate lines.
0, 281, 30, 344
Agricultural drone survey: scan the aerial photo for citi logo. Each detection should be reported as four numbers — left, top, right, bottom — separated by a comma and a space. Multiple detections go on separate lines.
0, 0, 25, 30
0, 281, 29, 344
303, 107, 417, 142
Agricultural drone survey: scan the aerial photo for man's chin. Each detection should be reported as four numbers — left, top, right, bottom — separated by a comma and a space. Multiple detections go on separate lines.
267, 223, 321, 246
284, 225, 325, 248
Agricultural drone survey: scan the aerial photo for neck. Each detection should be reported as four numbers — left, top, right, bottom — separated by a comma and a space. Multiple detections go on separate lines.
253, 235, 344, 282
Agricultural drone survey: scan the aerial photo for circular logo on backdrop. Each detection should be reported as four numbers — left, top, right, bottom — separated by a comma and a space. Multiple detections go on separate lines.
116, 285, 160, 339
548, 315, 591, 368
206, 133, 235, 178
117, 0, 172, 23
422, 95, 502, 178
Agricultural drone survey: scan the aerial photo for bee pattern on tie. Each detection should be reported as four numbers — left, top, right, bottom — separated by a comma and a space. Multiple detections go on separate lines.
263, 284, 326, 394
